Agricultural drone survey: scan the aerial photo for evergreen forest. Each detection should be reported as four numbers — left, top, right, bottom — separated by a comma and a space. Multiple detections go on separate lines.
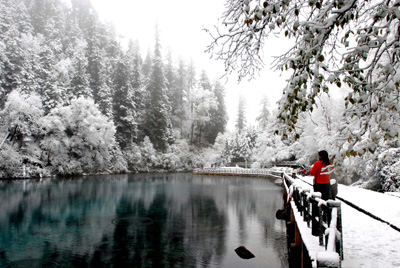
1, 0, 399, 193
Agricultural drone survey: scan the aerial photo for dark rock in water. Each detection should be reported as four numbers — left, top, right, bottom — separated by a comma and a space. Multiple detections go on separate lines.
276, 209, 288, 220
234, 246, 255, 259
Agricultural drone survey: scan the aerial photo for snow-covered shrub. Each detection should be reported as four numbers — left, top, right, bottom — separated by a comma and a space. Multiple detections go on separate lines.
0, 144, 23, 177
139, 136, 160, 171
40, 97, 119, 175
160, 152, 181, 170
1, 90, 43, 140
111, 147, 128, 173
162, 139, 191, 170
252, 131, 290, 167
0, 90, 44, 178
378, 148, 400, 192
124, 143, 143, 172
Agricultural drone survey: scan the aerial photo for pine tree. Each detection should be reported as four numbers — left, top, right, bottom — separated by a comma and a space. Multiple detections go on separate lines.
126, 40, 145, 141
0, 6, 23, 107
69, 40, 91, 99
112, 51, 138, 150
0, 0, 34, 107
256, 96, 270, 130
86, 19, 105, 103
236, 94, 246, 134
194, 70, 214, 144
186, 60, 197, 143
142, 48, 152, 78
64, 13, 91, 100
28, 0, 68, 112
144, 27, 173, 152
96, 51, 114, 118
173, 58, 188, 135
164, 49, 181, 132
205, 80, 227, 144
38, 39, 66, 112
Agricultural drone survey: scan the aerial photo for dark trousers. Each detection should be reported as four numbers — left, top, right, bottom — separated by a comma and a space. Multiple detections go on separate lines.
313, 183, 331, 201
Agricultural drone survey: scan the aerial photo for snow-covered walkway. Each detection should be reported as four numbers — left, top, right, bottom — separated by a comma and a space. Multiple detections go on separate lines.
296, 175, 400, 267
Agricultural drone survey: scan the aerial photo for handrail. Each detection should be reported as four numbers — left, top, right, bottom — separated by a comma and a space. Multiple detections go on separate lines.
193, 167, 290, 177
284, 174, 343, 267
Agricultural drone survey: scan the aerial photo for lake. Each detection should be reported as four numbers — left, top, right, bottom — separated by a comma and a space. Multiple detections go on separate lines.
0, 173, 289, 268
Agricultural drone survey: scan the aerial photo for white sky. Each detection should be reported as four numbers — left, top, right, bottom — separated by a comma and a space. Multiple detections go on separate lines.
91, 0, 293, 131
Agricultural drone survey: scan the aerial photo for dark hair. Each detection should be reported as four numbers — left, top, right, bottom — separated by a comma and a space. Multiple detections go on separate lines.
318, 150, 330, 166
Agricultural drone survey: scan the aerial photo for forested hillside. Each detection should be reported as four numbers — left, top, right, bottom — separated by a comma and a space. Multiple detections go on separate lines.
1, 0, 399, 193
0, 0, 228, 177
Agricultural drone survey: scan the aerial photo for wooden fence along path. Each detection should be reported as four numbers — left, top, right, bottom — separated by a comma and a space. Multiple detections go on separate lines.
283, 173, 342, 268
194, 167, 343, 268
193, 167, 288, 178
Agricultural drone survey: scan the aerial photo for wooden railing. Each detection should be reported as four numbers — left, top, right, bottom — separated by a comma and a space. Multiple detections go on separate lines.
284, 174, 343, 268
193, 167, 288, 178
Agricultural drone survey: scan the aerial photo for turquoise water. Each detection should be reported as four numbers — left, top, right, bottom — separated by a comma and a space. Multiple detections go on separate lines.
0, 173, 288, 268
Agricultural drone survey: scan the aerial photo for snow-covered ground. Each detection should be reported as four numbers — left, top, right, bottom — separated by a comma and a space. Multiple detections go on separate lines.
341, 201, 400, 267
294, 175, 400, 267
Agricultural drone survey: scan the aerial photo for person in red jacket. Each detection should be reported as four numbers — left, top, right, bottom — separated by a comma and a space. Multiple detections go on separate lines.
310, 150, 334, 200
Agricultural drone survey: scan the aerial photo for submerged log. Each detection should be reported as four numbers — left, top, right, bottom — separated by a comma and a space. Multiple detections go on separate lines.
234, 246, 255, 259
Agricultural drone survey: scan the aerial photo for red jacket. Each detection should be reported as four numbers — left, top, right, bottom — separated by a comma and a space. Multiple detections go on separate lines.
310, 160, 334, 184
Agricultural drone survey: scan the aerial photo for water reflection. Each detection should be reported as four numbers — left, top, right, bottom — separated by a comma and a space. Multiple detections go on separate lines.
0, 173, 288, 268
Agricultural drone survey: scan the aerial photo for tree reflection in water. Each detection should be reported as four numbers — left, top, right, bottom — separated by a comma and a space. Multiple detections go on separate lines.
0, 173, 288, 268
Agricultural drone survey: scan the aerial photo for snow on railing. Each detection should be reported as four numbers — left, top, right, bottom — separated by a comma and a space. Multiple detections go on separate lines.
193, 167, 284, 177
284, 174, 343, 268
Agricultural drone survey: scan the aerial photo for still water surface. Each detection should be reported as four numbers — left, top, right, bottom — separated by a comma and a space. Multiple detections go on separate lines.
0, 173, 289, 268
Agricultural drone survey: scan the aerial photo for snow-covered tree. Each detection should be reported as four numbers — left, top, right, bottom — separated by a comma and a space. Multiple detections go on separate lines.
144, 27, 174, 152
205, 80, 228, 144
161, 139, 191, 171
112, 51, 138, 150
0, 0, 34, 108
139, 136, 159, 170
211, 132, 232, 165
165, 49, 183, 134
142, 48, 152, 78
69, 38, 92, 99
0, 90, 43, 147
236, 94, 247, 133
207, 0, 400, 166
126, 39, 145, 141
377, 148, 400, 192
172, 57, 188, 136
256, 96, 271, 130
39, 97, 119, 175
185, 60, 197, 140
189, 71, 218, 145
0, 90, 43, 177
252, 129, 291, 168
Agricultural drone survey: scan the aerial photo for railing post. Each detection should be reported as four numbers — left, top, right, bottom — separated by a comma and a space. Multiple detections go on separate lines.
302, 189, 310, 223
319, 204, 324, 246
326, 200, 343, 262
338, 205, 343, 261
311, 192, 322, 236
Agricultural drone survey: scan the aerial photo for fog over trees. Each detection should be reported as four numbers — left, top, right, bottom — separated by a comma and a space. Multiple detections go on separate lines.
1, 0, 399, 192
